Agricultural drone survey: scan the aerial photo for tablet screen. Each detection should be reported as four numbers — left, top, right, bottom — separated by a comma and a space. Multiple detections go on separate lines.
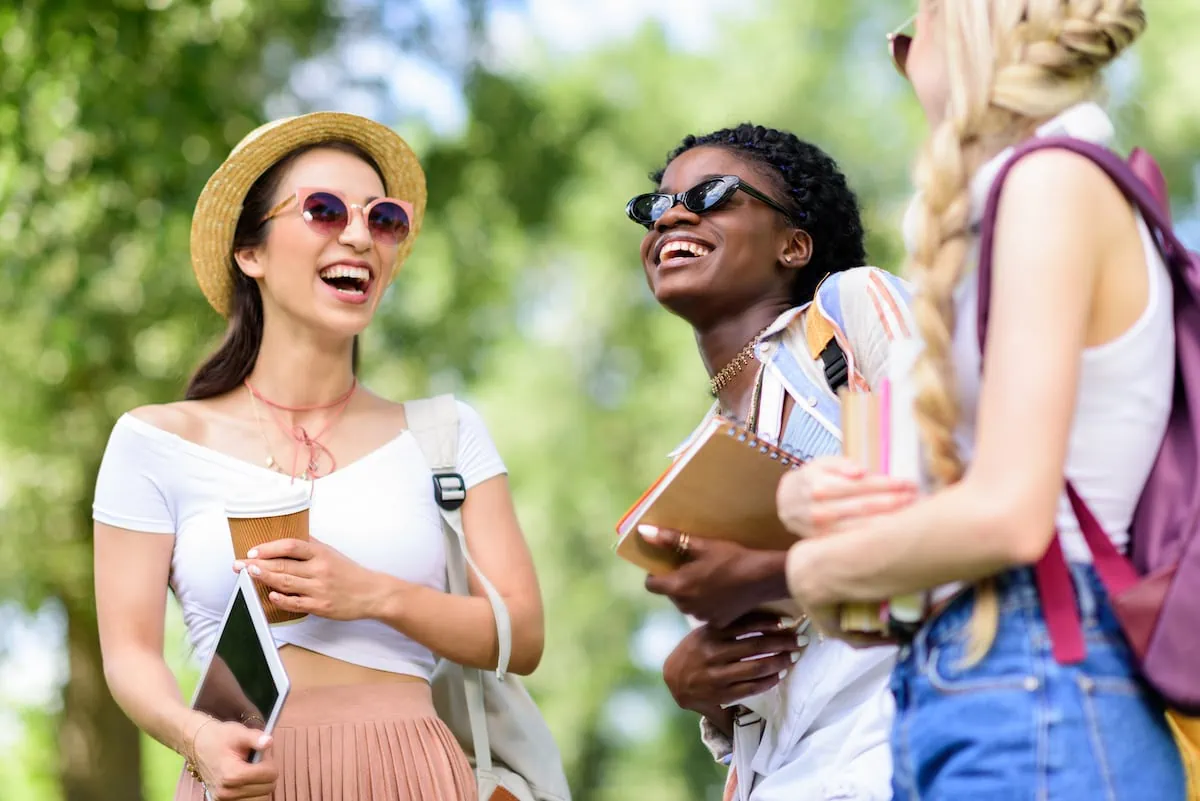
192, 589, 281, 731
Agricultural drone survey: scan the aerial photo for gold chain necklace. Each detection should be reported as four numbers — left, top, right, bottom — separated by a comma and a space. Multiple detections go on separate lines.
248, 389, 292, 477
709, 326, 770, 397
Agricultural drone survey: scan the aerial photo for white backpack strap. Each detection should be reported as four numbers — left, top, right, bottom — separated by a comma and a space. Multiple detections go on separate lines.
405, 395, 509, 782
404, 395, 513, 677
408, 395, 506, 781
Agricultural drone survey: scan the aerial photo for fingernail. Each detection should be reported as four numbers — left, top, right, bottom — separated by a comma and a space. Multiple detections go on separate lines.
796, 618, 812, 635
247, 548, 259, 559
233, 561, 245, 572
250, 565, 261, 576
778, 617, 798, 629
257, 734, 271, 748
778, 669, 789, 680
796, 635, 810, 648
791, 651, 802, 663
637, 524, 660, 540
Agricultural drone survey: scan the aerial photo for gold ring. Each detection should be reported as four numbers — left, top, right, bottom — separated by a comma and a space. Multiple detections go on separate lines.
676, 532, 691, 557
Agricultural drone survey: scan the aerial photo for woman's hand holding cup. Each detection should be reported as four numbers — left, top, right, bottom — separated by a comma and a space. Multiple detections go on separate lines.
235, 537, 385, 622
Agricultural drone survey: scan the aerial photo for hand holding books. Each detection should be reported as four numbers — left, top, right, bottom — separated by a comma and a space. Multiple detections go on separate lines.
614, 417, 803, 622
776, 339, 928, 638
834, 341, 927, 635
640, 524, 793, 627
662, 613, 811, 719
776, 457, 917, 539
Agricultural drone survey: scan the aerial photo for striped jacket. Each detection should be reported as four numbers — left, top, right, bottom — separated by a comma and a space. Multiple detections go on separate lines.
760, 264, 915, 459
691, 265, 916, 801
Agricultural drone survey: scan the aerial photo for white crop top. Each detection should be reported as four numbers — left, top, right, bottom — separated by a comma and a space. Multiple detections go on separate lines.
92, 401, 507, 678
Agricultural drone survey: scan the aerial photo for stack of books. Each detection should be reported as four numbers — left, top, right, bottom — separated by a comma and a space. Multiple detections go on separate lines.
612, 340, 927, 631
839, 340, 927, 633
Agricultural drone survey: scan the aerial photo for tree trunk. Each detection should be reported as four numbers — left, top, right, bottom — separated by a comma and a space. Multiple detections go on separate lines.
59, 596, 143, 801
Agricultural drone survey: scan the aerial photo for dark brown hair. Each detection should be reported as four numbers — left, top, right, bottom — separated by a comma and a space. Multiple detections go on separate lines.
185, 140, 386, 400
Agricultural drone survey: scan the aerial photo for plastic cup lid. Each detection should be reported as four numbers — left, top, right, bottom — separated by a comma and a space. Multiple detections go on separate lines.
225, 484, 311, 518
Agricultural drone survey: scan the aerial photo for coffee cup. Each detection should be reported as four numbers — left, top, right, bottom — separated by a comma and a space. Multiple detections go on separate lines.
226, 486, 311, 625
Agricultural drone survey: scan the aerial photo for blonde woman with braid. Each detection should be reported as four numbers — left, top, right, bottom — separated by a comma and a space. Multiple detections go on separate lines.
775, 2, 1187, 799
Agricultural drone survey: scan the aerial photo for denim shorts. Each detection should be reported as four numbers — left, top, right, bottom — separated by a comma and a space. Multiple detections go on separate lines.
889, 564, 1186, 801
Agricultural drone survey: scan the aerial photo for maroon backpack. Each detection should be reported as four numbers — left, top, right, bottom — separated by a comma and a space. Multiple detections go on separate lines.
977, 136, 1200, 713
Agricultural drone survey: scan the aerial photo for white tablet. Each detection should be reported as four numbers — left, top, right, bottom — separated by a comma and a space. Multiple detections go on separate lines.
189, 569, 290, 764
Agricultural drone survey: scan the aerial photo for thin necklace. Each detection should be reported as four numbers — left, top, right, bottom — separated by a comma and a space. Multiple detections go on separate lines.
244, 378, 357, 481
745, 364, 765, 432
709, 325, 770, 397
722, 363, 766, 432
248, 390, 286, 473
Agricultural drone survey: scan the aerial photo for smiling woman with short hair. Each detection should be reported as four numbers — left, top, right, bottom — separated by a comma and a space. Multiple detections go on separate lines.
626, 123, 917, 801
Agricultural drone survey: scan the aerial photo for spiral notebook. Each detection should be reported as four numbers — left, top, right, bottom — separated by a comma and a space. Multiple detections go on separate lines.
615, 416, 803, 576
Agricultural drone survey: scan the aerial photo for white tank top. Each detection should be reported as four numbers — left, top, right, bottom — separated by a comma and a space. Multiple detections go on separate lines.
929, 103, 1175, 563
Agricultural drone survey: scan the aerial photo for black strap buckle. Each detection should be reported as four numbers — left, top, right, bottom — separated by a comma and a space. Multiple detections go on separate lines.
820, 339, 849, 392
433, 472, 467, 511
887, 613, 922, 644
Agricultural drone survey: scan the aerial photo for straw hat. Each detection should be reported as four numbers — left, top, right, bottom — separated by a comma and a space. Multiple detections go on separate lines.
189, 111, 427, 317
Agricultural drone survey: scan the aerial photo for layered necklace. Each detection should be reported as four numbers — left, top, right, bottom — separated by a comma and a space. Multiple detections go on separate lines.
709, 326, 770, 432
708, 326, 770, 397
245, 378, 357, 481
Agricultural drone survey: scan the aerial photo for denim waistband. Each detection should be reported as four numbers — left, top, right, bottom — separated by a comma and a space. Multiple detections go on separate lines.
903, 563, 1111, 663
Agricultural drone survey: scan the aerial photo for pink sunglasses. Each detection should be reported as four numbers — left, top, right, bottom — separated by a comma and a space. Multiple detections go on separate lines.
261, 187, 414, 246
889, 13, 916, 79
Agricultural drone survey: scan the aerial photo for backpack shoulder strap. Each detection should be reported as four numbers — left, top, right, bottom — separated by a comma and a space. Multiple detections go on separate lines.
405, 394, 467, 506
974, 136, 1167, 667
977, 135, 1190, 351
820, 339, 849, 393
803, 278, 850, 392
403, 394, 513, 678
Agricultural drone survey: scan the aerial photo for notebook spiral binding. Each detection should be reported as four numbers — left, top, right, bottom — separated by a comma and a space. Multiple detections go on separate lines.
720, 417, 802, 468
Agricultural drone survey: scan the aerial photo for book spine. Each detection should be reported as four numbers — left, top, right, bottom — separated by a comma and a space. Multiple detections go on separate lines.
885, 343, 927, 627
838, 391, 889, 634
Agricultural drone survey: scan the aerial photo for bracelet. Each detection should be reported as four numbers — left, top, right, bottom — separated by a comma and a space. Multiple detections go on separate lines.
183, 714, 216, 785
186, 715, 216, 761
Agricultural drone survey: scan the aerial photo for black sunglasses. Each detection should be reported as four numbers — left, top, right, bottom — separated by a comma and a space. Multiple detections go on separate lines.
625, 175, 802, 229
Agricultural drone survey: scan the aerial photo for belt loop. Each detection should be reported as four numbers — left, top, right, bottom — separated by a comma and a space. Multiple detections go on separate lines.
1070, 562, 1098, 624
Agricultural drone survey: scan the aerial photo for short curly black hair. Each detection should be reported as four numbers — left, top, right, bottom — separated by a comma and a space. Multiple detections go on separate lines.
651, 124, 867, 305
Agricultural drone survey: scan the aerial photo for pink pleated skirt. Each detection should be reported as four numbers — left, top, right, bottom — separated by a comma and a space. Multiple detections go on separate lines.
175, 682, 477, 801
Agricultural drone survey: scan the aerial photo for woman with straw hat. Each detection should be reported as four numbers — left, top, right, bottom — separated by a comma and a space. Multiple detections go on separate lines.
91, 111, 544, 800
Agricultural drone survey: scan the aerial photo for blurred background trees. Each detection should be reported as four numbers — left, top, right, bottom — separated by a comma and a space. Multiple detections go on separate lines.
2, 0, 1198, 798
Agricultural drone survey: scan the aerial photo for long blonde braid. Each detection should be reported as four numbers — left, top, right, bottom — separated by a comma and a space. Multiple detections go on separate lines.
906, 0, 1146, 666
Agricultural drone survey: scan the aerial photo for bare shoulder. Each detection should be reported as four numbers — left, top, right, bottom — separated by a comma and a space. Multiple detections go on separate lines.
355, 387, 410, 432
993, 147, 1144, 292
1000, 148, 1133, 229
126, 401, 210, 442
